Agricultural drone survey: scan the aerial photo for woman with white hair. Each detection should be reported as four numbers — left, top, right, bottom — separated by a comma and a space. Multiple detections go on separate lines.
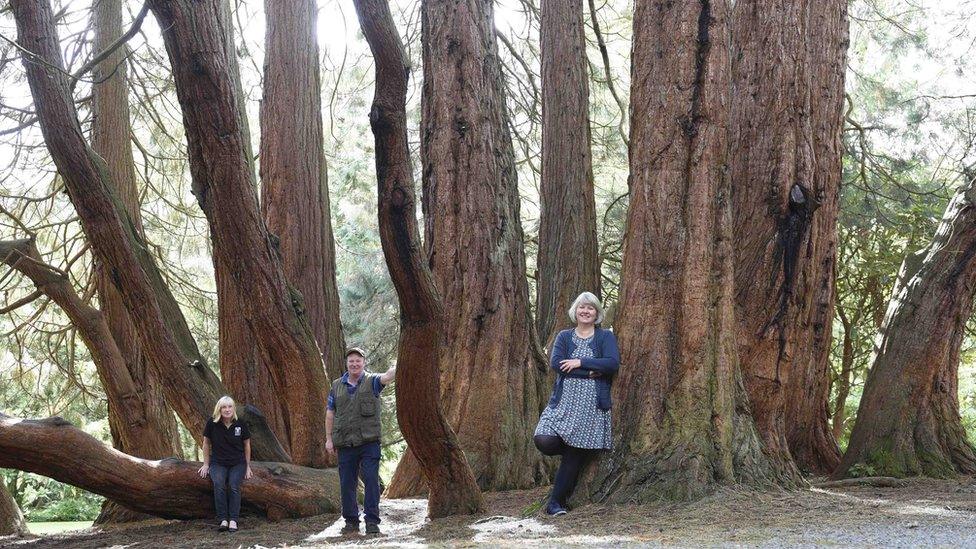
534, 291, 619, 516
198, 396, 252, 532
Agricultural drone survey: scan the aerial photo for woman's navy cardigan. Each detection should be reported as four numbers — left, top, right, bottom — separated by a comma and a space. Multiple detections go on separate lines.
546, 327, 620, 411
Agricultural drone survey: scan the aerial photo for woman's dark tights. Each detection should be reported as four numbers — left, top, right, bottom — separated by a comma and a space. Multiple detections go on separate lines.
534, 435, 592, 507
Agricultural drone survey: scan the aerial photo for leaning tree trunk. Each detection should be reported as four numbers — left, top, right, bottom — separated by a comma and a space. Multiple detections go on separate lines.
729, 0, 846, 479
90, 2, 182, 524
0, 484, 26, 537
387, 0, 549, 495
260, 0, 346, 383
0, 239, 177, 461
579, 0, 781, 503
353, 0, 485, 518
782, 0, 848, 475
536, 0, 601, 344
9, 0, 288, 463
836, 175, 976, 478
0, 413, 338, 520
146, 0, 333, 467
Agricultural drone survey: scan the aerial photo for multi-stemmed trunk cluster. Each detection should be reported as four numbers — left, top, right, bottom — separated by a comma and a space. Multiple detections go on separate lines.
5, 0, 975, 527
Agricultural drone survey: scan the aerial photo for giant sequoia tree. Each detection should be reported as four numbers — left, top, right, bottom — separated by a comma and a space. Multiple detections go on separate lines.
90, 5, 183, 520
536, 0, 601, 344
729, 0, 847, 477
837, 173, 976, 478
9, 0, 288, 463
260, 0, 346, 381
387, 0, 549, 494
353, 0, 484, 517
782, 0, 848, 475
580, 0, 780, 502
145, 0, 334, 467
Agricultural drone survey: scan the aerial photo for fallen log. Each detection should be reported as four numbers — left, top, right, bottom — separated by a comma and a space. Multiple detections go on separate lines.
0, 413, 339, 520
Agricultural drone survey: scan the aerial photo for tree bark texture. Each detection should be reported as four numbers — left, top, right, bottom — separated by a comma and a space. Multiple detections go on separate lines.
216, 0, 290, 450
353, 0, 485, 517
729, 0, 846, 479
536, 0, 601, 344
581, 0, 779, 503
0, 413, 339, 520
261, 0, 346, 383
91, 0, 181, 463
782, 0, 848, 476
387, 0, 549, 495
10, 0, 288, 463
0, 484, 26, 537
146, 0, 331, 467
837, 176, 976, 478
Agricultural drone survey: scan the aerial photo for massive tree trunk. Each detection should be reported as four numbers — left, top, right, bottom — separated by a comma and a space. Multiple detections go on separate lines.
91, 0, 181, 462
836, 175, 976, 479
388, 0, 549, 495
536, 0, 601, 343
781, 0, 848, 475
145, 0, 332, 467
0, 413, 338, 520
260, 0, 346, 382
0, 484, 26, 537
216, 0, 289, 448
10, 0, 288, 463
729, 0, 846, 478
579, 0, 780, 503
353, 0, 484, 518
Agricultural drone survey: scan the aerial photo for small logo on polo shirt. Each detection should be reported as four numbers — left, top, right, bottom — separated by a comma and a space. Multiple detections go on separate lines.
234, 426, 242, 436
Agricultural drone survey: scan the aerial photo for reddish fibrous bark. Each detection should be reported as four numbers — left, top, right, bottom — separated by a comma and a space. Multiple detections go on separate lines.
260, 0, 346, 383
145, 0, 331, 467
536, 0, 601, 345
0, 413, 338, 520
580, 0, 779, 502
782, 0, 848, 475
353, 0, 485, 517
9, 0, 288, 463
90, 0, 181, 466
215, 0, 290, 452
729, 0, 847, 478
836, 175, 976, 479
387, 0, 549, 495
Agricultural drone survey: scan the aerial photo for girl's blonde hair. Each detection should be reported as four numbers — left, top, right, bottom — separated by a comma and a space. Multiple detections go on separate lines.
568, 291, 605, 325
211, 395, 238, 422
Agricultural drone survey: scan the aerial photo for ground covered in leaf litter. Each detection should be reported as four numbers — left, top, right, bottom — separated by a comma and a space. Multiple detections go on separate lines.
2, 477, 974, 548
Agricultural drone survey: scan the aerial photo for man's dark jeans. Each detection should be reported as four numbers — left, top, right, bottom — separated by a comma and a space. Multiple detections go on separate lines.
210, 462, 246, 521
337, 441, 381, 525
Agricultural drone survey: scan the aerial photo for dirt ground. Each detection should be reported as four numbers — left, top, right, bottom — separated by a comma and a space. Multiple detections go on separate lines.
2, 477, 975, 548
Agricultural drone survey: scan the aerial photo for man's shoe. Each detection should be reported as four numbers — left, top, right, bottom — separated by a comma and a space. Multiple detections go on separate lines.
544, 501, 568, 516
365, 522, 381, 535
217, 520, 229, 532
228, 520, 238, 532
340, 522, 360, 535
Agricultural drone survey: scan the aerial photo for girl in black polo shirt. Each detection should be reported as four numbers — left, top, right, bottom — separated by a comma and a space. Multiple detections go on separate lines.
198, 396, 252, 532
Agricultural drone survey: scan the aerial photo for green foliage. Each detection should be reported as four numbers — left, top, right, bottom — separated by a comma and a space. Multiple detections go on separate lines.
3, 470, 103, 522
846, 462, 877, 478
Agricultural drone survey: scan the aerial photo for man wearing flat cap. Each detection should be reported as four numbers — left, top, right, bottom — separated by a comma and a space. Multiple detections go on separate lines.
326, 347, 396, 535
